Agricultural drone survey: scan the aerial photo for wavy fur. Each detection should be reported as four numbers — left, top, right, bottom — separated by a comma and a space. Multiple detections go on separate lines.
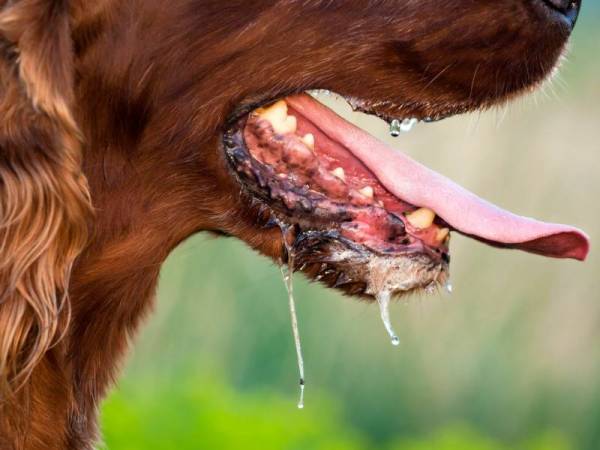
0, 0, 91, 393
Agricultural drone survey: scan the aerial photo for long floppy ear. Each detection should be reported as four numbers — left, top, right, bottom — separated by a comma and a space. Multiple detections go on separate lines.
0, 0, 91, 393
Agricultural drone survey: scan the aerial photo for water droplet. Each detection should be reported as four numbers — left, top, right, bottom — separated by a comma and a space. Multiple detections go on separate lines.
445, 280, 453, 294
389, 119, 402, 137
425, 282, 437, 295
376, 290, 400, 346
400, 118, 418, 132
297, 379, 305, 409
308, 89, 332, 98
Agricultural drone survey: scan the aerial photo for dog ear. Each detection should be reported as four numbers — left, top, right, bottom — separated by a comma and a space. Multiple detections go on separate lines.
0, 0, 92, 393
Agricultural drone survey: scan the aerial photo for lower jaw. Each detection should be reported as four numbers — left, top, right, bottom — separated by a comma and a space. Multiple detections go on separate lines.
222, 96, 450, 298
289, 233, 448, 297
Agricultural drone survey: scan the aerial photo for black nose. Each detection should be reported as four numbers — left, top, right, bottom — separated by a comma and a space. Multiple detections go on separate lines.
541, 0, 581, 26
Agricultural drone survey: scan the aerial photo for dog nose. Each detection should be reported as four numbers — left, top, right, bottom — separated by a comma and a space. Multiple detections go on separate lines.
541, 0, 581, 26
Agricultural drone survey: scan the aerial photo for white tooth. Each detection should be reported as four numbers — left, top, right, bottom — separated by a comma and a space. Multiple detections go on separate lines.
405, 207, 435, 229
302, 133, 315, 150
359, 186, 374, 198
258, 100, 295, 134
258, 100, 287, 121
274, 115, 297, 135
331, 167, 345, 181
436, 227, 450, 242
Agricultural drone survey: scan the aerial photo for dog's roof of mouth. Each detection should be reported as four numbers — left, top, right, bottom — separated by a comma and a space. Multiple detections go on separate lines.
286, 94, 590, 261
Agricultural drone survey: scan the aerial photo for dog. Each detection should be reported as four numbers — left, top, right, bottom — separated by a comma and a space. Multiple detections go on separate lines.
0, 0, 587, 448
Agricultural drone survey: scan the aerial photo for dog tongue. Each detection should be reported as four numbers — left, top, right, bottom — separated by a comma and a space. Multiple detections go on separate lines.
288, 94, 589, 261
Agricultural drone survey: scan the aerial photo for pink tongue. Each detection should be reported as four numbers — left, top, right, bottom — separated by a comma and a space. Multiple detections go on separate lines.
287, 94, 589, 261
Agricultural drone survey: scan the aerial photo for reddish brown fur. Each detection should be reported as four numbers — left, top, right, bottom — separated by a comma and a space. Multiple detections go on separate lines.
0, 0, 577, 448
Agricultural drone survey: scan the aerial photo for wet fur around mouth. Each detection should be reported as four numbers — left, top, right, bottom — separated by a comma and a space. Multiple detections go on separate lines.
0, 0, 580, 448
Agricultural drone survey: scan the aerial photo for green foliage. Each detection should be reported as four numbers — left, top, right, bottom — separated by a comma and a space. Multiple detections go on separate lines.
102, 381, 576, 450
101, 376, 576, 450
101, 373, 366, 450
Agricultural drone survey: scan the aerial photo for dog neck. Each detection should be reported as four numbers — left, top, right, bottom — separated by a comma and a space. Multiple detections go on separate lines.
0, 205, 183, 448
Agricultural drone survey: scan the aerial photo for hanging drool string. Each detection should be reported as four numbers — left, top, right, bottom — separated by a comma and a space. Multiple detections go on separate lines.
375, 289, 400, 346
279, 225, 306, 409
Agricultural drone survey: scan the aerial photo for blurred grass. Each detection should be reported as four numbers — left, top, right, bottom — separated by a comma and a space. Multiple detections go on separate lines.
102, 372, 367, 450
102, 373, 574, 450
101, 9, 600, 450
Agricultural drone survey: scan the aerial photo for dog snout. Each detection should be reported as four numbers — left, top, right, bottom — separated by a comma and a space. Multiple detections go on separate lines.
540, 0, 581, 26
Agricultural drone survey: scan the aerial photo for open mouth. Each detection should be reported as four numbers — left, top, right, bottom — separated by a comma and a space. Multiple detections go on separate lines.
223, 92, 589, 298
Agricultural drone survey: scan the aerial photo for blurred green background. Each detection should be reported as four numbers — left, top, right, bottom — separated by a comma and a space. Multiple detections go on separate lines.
100, 7, 600, 450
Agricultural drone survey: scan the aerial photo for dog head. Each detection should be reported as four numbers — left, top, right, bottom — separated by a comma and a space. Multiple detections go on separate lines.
117, 0, 584, 296
0, 0, 587, 391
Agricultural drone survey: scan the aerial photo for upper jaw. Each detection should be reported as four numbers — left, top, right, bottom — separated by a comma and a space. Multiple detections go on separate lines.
342, 94, 473, 125
224, 87, 473, 132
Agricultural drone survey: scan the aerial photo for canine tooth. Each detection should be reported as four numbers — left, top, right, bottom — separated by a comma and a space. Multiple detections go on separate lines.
280, 115, 297, 134
436, 227, 450, 242
258, 100, 296, 134
405, 207, 435, 229
302, 133, 315, 150
259, 100, 287, 120
272, 115, 297, 135
359, 186, 374, 198
331, 167, 345, 181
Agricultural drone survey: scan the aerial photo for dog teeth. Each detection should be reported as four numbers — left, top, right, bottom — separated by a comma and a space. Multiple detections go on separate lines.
257, 99, 287, 121
331, 167, 346, 181
257, 100, 297, 134
302, 133, 315, 150
405, 207, 435, 229
283, 115, 297, 134
436, 227, 450, 242
358, 186, 374, 198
